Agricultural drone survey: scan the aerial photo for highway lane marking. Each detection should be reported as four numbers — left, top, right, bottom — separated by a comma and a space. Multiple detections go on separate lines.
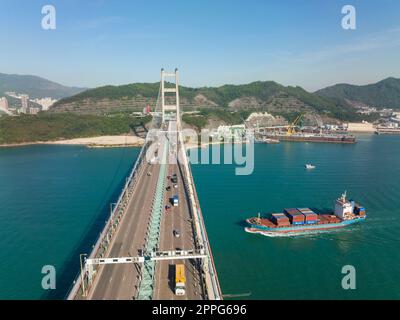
156, 164, 176, 299
89, 164, 154, 299
155, 166, 171, 298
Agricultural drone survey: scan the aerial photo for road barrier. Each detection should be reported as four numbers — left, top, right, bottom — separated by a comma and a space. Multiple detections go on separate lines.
66, 141, 150, 299
177, 132, 222, 300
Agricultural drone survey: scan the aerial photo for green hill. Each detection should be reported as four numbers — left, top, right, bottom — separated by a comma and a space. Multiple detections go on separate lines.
0, 113, 150, 144
315, 77, 400, 109
51, 81, 366, 121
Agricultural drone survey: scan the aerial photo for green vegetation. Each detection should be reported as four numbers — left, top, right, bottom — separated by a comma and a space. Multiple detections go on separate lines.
194, 81, 283, 107
53, 79, 390, 121
0, 113, 151, 144
57, 83, 160, 104
199, 108, 252, 124
183, 108, 252, 131
316, 77, 400, 109
182, 114, 208, 130
104, 83, 339, 118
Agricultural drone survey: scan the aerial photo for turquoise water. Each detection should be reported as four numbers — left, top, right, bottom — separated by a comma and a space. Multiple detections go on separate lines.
0, 145, 139, 299
0, 135, 399, 299
191, 134, 400, 299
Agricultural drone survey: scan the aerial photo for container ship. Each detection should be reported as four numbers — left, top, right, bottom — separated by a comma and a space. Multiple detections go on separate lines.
375, 127, 400, 135
254, 113, 356, 144
245, 192, 366, 236
261, 132, 356, 144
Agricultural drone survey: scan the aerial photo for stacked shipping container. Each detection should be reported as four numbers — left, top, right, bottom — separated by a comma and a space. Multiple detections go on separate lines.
271, 213, 290, 227
284, 208, 305, 225
298, 208, 319, 224
354, 204, 366, 217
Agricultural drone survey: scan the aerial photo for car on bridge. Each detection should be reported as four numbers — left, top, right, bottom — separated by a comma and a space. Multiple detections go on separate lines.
148, 156, 158, 165
171, 195, 179, 206
173, 229, 180, 238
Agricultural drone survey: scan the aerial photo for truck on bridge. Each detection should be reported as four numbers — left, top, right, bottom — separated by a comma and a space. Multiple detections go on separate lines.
175, 264, 186, 296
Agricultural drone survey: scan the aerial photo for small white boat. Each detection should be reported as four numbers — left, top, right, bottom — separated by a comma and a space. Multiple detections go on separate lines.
305, 164, 316, 169
256, 138, 280, 144
265, 138, 280, 144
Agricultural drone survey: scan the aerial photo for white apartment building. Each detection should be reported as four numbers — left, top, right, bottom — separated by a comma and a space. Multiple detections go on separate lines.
20, 94, 29, 113
33, 97, 57, 110
0, 97, 9, 110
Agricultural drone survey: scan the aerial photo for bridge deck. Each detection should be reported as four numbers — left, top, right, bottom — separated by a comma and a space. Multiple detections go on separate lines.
86, 156, 203, 299
88, 161, 159, 299
153, 162, 204, 300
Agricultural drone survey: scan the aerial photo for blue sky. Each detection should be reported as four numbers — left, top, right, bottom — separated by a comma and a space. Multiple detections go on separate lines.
0, 0, 399, 91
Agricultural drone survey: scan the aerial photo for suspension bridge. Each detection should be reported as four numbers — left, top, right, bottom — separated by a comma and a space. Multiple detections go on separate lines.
67, 69, 222, 300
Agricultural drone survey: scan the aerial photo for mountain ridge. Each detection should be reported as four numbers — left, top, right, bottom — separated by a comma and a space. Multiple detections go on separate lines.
51, 80, 365, 121
315, 77, 400, 109
3, 71, 397, 121
0, 73, 87, 99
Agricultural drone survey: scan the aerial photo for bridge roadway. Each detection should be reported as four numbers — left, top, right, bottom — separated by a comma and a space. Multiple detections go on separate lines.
87, 149, 203, 299
153, 162, 204, 300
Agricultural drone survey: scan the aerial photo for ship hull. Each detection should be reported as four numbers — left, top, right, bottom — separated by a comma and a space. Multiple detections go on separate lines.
245, 216, 366, 235
262, 134, 356, 144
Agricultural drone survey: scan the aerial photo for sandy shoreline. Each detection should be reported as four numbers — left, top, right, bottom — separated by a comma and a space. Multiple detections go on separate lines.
0, 136, 247, 149
0, 135, 145, 148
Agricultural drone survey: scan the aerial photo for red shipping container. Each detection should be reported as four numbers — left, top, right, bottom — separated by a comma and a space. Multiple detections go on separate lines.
272, 213, 290, 225
286, 213, 304, 223
284, 208, 301, 215
302, 212, 318, 221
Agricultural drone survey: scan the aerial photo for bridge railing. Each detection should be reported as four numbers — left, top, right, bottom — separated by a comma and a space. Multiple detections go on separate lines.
136, 139, 168, 300
186, 165, 222, 300
66, 140, 150, 300
177, 134, 223, 300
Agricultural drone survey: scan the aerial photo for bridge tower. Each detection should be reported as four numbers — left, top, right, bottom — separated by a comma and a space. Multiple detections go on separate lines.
161, 68, 181, 127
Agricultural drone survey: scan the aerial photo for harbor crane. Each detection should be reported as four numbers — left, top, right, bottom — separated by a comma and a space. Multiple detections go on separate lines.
286, 114, 303, 136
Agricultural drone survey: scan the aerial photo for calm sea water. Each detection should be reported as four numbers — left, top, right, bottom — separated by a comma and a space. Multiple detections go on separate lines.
192, 134, 400, 299
0, 145, 140, 299
0, 135, 399, 299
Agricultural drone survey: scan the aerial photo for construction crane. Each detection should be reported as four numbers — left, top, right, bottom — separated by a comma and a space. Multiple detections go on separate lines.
286, 114, 303, 136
